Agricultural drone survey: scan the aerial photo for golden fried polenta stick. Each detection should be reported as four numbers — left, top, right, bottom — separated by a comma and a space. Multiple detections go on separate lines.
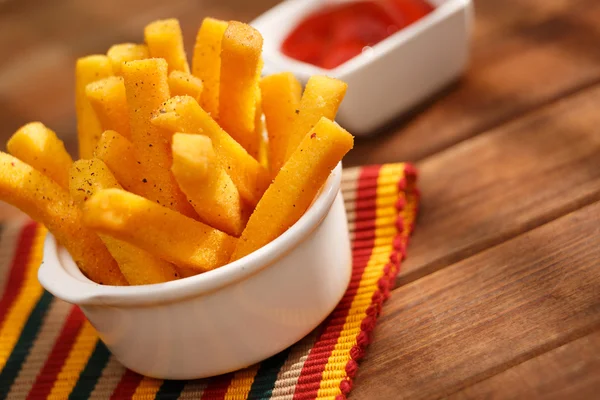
7, 122, 73, 190
94, 130, 146, 194
107, 43, 149, 75
144, 19, 189, 73
256, 92, 269, 170
151, 96, 270, 207
168, 70, 204, 102
192, 18, 228, 118
83, 189, 237, 271
69, 159, 179, 285
218, 21, 263, 158
171, 134, 245, 237
86, 76, 131, 139
121, 58, 196, 218
284, 76, 347, 161
231, 118, 353, 261
75, 55, 114, 159
260, 72, 302, 176
0, 152, 127, 285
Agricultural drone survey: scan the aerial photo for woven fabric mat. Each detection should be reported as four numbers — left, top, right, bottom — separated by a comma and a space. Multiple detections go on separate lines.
0, 163, 418, 400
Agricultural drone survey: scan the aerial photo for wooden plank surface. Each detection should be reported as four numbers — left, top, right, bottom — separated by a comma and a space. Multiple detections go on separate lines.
351, 201, 600, 399
398, 84, 600, 284
345, 0, 600, 165
448, 330, 600, 400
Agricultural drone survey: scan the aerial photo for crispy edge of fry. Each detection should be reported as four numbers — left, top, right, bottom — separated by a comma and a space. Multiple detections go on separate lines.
69, 159, 180, 285
121, 58, 197, 218
144, 18, 190, 73
0, 152, 127, 285
171, 133, 245, 237
260, 72, 302, 176
284, 75, 347, 161
7, 122, 73, 190
218, 21, 263, 158
168, 70, 204, 102
192, 17, 228, 118
107, 43, 149, 75
75, 55, 114, 159
151, 96, 270, 207
230, 117, 354, 261
255, 87, 269, 170
82, 188, 237, 272
85, 76, 131, 139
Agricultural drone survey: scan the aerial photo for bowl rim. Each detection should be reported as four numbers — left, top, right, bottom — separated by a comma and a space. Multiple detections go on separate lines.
38, 163, 343, 307
252, 0, 472, 79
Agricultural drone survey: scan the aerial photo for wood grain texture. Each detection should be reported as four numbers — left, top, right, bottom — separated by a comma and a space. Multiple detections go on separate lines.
350, 201, 600, 400
448, 330, 600, 400
345, 0, 600, 166
399, 84, 600, 284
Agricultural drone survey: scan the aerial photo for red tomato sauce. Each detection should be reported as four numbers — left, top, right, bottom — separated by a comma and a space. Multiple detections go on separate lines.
281, 0, 434, 69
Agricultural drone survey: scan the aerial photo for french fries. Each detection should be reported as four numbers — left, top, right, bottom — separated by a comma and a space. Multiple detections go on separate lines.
219, 21, 263, 158
94, 130, 146, 194
7, 122, 73, 190
192, 18, 228, 118
231, 118, 353, 261
168, 70, 204, 101
86, 76, 131, 139
151, 96, 270, 207
107, 43, 149, 75
284, 76, 347, 161
255, 92, 269, 170
144, 19, 189, 73
69, 159, 180, 285
171, 134, 245, 237
260, 72, 303, 176
75, 55, 114, 159
0, 18, 356, 286
121, 58, 197, 218
83, 189, 237, 271
0, 152, 127, 285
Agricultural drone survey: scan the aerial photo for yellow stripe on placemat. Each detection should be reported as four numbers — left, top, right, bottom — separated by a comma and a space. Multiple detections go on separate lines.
316, 164, 404, 398
0, 226, 46, 370
131, 376, 163, 399
48, 321, 99, 399
224, 364, 260, 400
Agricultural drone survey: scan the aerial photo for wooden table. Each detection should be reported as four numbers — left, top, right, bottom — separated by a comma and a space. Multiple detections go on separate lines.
1, 0, 599, 398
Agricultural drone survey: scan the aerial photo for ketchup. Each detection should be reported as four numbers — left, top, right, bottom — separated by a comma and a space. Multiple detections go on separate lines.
281, 0, 434, 69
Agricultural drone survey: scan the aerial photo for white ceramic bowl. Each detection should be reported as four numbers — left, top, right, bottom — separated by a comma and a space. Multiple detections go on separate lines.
252, 0, 473, 135
38, 163, 351, 380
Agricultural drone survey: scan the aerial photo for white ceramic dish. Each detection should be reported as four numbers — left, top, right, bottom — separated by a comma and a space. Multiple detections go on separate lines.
38, 163, 351, 380
252, 0, 473, 135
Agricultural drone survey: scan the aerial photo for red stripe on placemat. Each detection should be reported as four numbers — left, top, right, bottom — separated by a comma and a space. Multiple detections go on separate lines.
0, 222, 37, 329
292, 165, 381, 400
26, 306, 85, 399
337, 164, 419, 399
200, 372, 234, 400
356, 165, 381, 179
110, 369, 144, 399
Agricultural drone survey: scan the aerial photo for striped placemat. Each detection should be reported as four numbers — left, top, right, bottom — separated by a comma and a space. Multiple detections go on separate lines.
0, 163, 418, 400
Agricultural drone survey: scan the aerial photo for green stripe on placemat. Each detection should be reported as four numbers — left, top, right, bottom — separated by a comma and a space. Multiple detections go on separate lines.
69, 340, 112, 399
